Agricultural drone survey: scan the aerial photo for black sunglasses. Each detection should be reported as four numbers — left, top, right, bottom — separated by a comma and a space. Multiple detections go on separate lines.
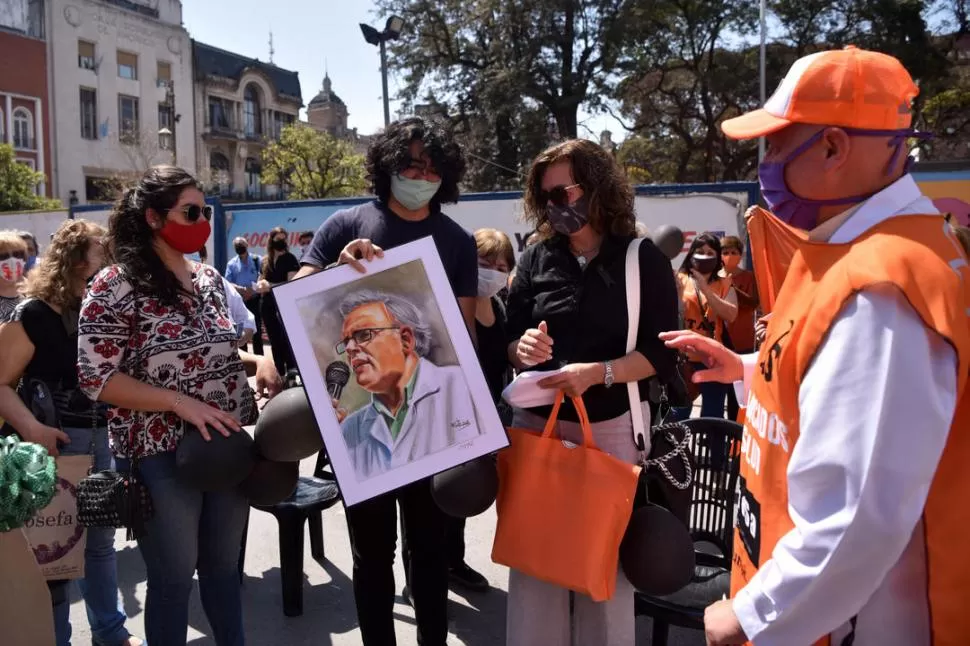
538, 183, 581, 208
0, 250, 27, 261
168, 204, 213, 223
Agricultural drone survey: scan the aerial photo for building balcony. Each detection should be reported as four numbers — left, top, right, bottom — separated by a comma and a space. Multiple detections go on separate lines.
202, 122, 242, 140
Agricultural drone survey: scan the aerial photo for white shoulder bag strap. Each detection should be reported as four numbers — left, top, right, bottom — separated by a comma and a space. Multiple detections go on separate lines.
625, 238, 648, 452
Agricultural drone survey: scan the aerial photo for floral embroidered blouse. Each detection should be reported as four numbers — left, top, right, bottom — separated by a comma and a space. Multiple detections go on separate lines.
77, 263, 257, 458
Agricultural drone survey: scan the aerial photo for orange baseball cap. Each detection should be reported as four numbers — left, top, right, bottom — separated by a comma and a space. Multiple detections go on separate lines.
722, 46, 919, 140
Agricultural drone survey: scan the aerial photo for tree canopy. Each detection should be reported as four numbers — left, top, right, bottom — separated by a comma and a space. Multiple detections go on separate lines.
261, 124, 368, 199
0, 144, 60, 212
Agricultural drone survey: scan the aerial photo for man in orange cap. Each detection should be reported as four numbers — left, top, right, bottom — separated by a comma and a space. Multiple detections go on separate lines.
662, 46, 970, 645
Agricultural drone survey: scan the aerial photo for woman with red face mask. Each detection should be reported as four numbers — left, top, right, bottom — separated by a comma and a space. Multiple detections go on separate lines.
0, 230, 29, 323
719, 235, 758, 420
76, 166, 268, 646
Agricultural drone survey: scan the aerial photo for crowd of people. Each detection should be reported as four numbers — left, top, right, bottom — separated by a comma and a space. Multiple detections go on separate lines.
2, 44, 970, 646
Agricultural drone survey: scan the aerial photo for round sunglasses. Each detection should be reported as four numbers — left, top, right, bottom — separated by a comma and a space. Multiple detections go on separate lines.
537, 183, 581, 208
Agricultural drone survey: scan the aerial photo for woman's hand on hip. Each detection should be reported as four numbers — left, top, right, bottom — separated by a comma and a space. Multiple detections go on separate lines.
536, 363, 602, 398
516, 320, 554, 367
172, 395, 241, 441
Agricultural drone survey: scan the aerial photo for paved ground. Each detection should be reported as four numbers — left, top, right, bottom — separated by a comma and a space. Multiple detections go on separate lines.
67, 354, 708, 645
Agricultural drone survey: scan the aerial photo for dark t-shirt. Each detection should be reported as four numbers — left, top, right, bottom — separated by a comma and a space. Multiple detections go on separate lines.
262, 251, 300, 310
265, 252, 300, 283
13, 298, 103, 428
303, 200, 478, 298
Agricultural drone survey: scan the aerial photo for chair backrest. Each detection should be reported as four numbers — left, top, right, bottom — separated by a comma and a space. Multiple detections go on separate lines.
682, 417, 742, 569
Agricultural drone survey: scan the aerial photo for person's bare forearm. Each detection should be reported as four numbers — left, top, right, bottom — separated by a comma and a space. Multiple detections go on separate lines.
0, 385, 41, 436
98, 373, 178, 413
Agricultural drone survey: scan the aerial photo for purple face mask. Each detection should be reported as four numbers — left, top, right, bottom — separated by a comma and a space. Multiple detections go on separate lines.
758, 127, 932, 230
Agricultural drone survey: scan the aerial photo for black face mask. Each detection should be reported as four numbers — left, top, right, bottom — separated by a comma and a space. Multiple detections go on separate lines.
271, 239, 287, 251
234, 245, 247, 256
691, 254, 718, 275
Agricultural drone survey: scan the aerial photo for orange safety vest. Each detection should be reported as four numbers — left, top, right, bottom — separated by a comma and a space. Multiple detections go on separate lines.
731, 214, 970, 645
678, 272, 732, 361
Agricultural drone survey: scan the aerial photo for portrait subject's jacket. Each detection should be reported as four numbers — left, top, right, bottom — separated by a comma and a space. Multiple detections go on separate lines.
341, 357, 481, 480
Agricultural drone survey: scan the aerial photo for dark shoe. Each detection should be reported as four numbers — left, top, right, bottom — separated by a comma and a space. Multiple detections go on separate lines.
402, 584, 414, 607
449, 562, 489, 592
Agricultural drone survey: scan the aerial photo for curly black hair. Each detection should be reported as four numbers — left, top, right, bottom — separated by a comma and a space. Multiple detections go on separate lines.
107, 165, 202, 308
365, 116, 466, 209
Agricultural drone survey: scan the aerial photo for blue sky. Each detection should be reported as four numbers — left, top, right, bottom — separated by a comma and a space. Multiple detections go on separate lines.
181, 0, 620, 140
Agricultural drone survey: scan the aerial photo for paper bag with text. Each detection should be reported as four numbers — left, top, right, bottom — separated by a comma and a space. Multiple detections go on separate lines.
0, 529, 56, 645
23, 454, 91, 580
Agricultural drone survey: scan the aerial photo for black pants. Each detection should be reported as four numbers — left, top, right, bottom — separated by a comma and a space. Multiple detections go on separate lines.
244, 296, 263, 355
260, 299, 295, 375
402, 515, 465, 582
346, 478, 449, 646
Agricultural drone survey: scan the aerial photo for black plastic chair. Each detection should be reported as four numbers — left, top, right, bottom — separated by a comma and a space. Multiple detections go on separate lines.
635, 417, 743, 646
239, 450, 341, 617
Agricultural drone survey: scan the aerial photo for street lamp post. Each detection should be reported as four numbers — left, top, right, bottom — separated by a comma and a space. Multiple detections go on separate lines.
360, 16, 405, 128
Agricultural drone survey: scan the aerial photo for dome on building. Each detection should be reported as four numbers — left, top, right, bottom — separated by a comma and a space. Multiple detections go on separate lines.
308, 74, 345, 109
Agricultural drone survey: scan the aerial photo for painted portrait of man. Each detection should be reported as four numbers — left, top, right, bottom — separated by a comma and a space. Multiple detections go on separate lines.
333, 289, 481, 480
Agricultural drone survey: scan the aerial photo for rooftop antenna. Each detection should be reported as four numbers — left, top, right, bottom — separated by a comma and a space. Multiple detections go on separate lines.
269, 31, 275, 63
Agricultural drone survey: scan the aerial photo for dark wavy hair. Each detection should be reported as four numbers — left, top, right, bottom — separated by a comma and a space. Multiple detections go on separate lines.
678, 231, 725, 278
523, 139, 636, 240
107, 165, 202, 307
365, 116, 465, 209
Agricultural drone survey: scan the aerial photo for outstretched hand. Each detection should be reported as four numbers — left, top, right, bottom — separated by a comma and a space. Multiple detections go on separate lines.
659, 330, 743, 385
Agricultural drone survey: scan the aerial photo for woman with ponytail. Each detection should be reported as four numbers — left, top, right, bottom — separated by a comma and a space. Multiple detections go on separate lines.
76, 166, 268, 646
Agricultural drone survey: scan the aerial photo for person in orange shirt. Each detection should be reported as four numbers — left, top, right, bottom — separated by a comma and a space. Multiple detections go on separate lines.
671, 232, 738, 422
719, 235, 758, 420
662, 46, 968, 646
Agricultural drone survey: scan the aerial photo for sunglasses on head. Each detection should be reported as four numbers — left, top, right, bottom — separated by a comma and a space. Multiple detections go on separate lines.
168, 204, 213, 223
0, 250, 27, 261
538, 183, 581, 208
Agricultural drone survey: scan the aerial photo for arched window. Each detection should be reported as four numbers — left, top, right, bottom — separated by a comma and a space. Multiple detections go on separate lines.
245, 157, 261, 196
210, 152, 231, 193
243, 84, 261, 137
13, 107, 33, 149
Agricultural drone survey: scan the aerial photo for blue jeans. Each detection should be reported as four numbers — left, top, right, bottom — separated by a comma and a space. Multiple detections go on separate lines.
53, 425, 131, 646
117, 452, 248, 646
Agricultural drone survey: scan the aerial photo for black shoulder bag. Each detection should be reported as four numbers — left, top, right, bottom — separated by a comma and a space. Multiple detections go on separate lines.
76, 293, 154, 540
625, 239, 695, 526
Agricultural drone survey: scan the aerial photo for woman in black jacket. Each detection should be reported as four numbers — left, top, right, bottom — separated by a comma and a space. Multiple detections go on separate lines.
504, 139, 681, 646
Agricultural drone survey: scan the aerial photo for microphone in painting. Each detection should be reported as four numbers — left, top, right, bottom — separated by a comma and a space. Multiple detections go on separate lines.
325, 361, 351, 401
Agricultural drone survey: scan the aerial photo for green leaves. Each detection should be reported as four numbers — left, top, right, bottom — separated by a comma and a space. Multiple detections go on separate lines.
260, 124, 368, 200
0, 144, 60, 212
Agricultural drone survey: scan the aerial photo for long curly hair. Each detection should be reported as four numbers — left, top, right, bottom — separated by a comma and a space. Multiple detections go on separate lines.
523, 139, 636, 240
366, 116, 466, 209
22, 219, 105, 311
107, 166, 202, 307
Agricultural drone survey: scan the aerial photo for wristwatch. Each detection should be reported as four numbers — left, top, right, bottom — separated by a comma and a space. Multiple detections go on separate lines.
603, 360, 615, 388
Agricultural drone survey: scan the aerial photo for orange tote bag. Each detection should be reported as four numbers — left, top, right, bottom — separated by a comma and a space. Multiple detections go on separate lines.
491, 392, 641, 602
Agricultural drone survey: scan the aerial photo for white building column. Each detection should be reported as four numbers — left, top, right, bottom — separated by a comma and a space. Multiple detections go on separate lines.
4, 95, 11, 146
34, 97, 45, 196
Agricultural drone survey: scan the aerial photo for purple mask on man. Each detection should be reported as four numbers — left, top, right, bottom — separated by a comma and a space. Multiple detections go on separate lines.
758, 127, 931, 230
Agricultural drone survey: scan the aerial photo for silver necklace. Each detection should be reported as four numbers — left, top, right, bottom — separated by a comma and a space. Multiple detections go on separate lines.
570, 243, 600, 269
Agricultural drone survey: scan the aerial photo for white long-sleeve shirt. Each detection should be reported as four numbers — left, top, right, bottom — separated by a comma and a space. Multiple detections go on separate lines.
732, 175, 960, 645
221, 275, 256, 335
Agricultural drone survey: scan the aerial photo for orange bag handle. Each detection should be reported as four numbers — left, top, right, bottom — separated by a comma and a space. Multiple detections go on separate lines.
540, 391, 598, 450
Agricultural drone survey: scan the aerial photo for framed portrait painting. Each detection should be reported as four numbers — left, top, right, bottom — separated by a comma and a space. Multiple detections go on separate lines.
273, 236, 509, 506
